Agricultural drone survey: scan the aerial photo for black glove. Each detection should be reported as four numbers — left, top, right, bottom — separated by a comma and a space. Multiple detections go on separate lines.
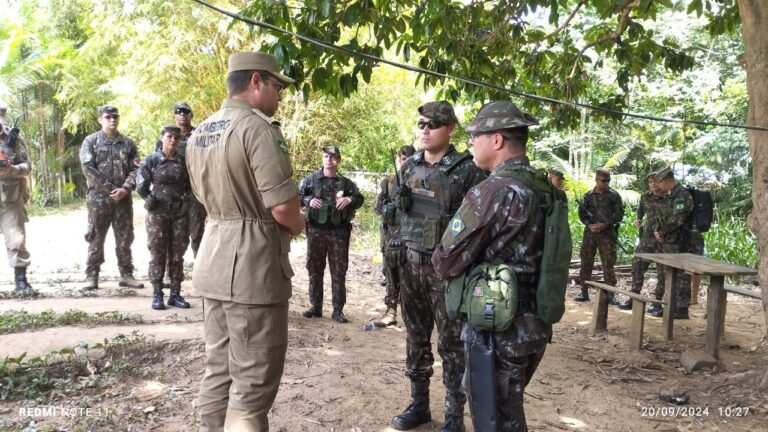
144, 196, 158, 211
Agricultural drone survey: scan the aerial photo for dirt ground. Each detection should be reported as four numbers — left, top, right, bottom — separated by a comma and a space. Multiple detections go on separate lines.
0, 202, 766, 431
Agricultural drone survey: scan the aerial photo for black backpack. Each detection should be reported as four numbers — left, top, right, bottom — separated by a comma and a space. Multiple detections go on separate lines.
683, 187, 714, 232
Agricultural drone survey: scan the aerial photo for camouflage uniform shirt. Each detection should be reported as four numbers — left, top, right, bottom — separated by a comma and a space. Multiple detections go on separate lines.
80, 131, 139, 195
136, 151, 191, 206
578, 187, 624, 228
432, 156, 552, 353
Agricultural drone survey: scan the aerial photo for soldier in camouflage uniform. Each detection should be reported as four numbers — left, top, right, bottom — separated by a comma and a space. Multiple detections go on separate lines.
649, 167, 694, 319
79, 106, 143, 290
299, 146, 364, 323
373, 145, 415, 327
0, 102, 33, 292
390, 101, 486, 432
155, 102, 206, 257
548, 169, 567, 203
433, 101, 550, 432
138, 126, 191, 310
575, 170, 624, 303
619, 173, 666, 310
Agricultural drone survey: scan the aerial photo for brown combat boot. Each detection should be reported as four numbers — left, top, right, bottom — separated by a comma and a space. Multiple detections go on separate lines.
119, 274, 144, 288
373, 306, 397, 327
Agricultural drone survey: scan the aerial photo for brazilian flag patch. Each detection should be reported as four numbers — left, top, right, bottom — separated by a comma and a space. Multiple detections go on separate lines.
276, 140, 289, 154
450, 215, 466, 237
675, 201, 685, 212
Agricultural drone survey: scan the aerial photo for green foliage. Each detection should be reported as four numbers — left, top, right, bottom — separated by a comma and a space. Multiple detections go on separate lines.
0, 309, 142, 335
704, 216, 758, 268
0, 331, 150, 401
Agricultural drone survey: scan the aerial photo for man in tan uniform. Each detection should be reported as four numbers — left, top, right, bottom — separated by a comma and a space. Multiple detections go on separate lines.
186, 52, 304, 431
0, 102, 32, 292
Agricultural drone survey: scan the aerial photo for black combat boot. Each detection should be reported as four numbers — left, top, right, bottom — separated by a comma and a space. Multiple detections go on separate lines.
607, 293, 619, 306
302, 306, 322, 318
618, 299, 633, 310
574, 288, 590, 302
439, 391, 466, 432
83, 271, 99, 290
332, 308, 349, 323
648, 303, 663, 317
167, 282, 190, 308
391, 380, 431, 430
151, 282, 165, 310
13, 267, 32, 292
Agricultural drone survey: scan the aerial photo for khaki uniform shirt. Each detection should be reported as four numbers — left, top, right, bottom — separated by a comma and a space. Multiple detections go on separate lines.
186, 99, 297, 304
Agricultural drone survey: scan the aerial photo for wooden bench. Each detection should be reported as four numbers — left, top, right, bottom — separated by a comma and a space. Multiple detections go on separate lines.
585, 281, 663, 350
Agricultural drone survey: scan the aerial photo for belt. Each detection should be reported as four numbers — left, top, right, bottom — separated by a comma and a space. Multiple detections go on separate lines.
406, 249, 434, 266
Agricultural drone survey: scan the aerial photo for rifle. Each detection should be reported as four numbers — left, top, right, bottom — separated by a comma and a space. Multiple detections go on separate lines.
1, 114, 23, 167
575, 194, 630, 255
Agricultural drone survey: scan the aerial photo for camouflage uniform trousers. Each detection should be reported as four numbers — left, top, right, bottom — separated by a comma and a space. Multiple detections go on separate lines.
400, 255, 466, 411
630, 231, 661, 293
579, 229, 618, 287
147, 211, 189, 284
463, 324, 546, 432
0, 202, 31, 268
654, 241, 692, 308
188, 196, 207, 257
85, 190, 134, 275
306, 226, 350, 311
382, 242, 406, 307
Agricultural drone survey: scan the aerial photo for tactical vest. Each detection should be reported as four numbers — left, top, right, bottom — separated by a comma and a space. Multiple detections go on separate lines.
306, 172, 354, 226
400, 151, 473, 252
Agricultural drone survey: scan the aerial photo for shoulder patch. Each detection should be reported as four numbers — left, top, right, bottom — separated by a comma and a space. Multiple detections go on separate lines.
674, 200, 686, 213
276, 140, 289, 154
450, 214, 466, 237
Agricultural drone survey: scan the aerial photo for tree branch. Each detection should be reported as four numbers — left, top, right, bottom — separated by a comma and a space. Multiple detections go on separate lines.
533, 0, 586, 43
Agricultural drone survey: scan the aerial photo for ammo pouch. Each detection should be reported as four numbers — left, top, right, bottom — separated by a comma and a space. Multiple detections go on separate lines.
308, 203, 330, 224
446, 263, 518, 332
385, 239, 405, 267
399, 185, 412, 212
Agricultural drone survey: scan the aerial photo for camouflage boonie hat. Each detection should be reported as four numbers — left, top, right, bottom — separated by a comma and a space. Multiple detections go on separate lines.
418, 101, 458, 125
466, 101, 539, 133
653, 167, 674, 182
322, 145, 341, 158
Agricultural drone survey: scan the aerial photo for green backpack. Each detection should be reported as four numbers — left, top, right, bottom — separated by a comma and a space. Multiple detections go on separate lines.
445, 165, 572, 327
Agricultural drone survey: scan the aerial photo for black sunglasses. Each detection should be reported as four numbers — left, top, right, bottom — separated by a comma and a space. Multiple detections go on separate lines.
174, 108, 191, 115
103, 114, 119, 120
417, 120, 446, 130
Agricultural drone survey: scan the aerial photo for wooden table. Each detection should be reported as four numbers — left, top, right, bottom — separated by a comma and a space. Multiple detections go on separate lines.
635, 253, 758, 358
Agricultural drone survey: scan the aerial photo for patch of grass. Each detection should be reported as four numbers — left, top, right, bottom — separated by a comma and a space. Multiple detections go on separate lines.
0, 332, 153, 402
0, 310, 143, 334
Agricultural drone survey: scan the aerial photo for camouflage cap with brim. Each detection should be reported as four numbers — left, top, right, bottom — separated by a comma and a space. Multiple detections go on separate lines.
98, 105, 119, 116
173, 101, 192, 112
161, 125, 182, 136
418, 101, 458, 125
466, 101, 539, 133
653, 167, 674, 182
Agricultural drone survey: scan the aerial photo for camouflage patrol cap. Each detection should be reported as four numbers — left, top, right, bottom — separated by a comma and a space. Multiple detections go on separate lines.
173, 101, 192, 112
98, 105, 119, 116
322, 145, 341, 159
653, 167, 674, 182
646, 171, 657, 181
161, 125, 182, 136
418, 101, 458, 125
548, 169, 564, 179
466, 101, 539, 133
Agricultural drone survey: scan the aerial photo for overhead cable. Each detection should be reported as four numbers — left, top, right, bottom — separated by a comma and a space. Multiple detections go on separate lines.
191, 0, 768, 132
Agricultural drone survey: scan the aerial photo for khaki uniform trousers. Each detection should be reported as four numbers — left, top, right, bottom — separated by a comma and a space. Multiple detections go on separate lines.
0, 202, 30, 268
198, 298, 288, 432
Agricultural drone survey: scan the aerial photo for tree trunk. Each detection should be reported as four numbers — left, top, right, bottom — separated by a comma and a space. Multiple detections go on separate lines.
737, 0, 768, 336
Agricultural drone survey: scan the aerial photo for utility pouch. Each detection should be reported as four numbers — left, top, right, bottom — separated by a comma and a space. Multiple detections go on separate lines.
422, 218, 438, 249
383, 204, 397, 226
312, 203, 329, 224
385, 239, 405, 267
330, 206, 342, 226
463, 263, 518, 332
84, 223, 96, 242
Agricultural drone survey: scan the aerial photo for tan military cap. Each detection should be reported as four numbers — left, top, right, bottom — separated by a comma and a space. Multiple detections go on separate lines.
227, 52, 295, 85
